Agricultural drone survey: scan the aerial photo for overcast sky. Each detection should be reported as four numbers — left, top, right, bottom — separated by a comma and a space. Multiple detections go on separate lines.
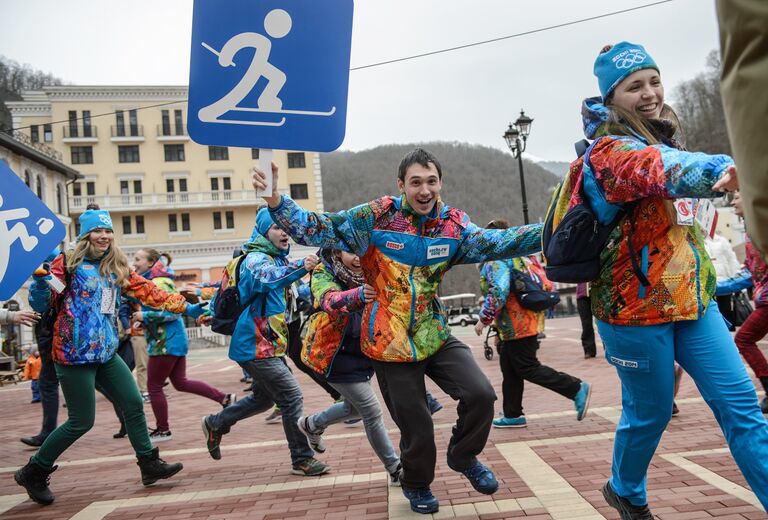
1, 0, 720, 161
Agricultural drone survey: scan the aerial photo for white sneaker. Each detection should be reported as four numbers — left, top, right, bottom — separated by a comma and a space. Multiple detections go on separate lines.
148, 428, 172, 443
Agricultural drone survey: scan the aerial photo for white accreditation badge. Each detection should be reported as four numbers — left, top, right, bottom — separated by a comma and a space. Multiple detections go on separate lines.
674, 198, 695, 226
100, 286, 117, 314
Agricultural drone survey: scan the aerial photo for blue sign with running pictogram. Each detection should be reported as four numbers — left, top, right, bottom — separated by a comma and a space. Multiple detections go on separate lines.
188, 0, 354, 152
0, 161, 66, 299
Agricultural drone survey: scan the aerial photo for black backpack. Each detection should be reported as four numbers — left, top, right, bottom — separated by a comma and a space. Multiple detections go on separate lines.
510, 264, 561, 311
542, 139, 650, 286
210, 254, 266, 335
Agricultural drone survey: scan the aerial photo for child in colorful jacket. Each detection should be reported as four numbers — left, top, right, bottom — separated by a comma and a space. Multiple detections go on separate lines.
23, 349, 42, 403
550, 42, 768, 517
202, 208, 330, 477
297, 247, 402, 482
255, 148, 542, 514
475, 219, 589, 429
131, 249, 234, 442
17, 206, 204, 506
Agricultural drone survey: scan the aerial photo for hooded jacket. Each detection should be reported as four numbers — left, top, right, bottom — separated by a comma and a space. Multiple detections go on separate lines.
29, 253, 188, 365
302, 249, 372, 382
479, 256, 548, 341
140, 262, 189, 357
228, 234, 308, 362
270, 194, 542, 362
549, 97, 733, 326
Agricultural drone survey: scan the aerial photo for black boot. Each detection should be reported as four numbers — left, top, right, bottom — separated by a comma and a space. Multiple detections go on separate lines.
136, 447, 183, 486
113, 424, 127, 439
14, 458, 57, 505
20, 435, 46, 447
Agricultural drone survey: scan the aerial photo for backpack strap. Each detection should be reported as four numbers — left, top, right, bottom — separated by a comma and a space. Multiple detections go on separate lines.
580, 139, 651, 288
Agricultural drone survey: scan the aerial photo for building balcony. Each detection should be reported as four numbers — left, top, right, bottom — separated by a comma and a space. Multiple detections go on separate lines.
110, 125, 145, 143
68, 189, 281, 213
62, 126, 98, 144
156, 124, 189, 142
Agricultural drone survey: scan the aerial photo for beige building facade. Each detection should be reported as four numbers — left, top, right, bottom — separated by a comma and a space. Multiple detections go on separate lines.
7, 86, 324, 283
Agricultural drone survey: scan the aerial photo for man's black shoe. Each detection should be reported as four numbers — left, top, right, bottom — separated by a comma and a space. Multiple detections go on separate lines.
20, 435, 46, 447
602, 481, 653, 520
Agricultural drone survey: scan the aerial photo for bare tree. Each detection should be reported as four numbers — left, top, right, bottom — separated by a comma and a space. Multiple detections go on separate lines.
0, 55, 65, 132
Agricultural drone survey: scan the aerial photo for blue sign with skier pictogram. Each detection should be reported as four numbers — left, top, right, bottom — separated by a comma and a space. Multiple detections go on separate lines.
0, 161, 66, 299
188, 0, 354, 152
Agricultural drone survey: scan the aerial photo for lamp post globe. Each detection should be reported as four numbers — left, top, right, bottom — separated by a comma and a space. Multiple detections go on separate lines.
502, 110, 533, 225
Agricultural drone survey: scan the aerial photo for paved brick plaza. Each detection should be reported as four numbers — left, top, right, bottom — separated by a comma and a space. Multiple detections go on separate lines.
1, 317, 766, 519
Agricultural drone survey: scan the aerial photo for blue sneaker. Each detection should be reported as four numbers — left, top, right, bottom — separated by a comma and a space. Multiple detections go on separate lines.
574, 382, 591, 421
447, 456, 499, 495
427, 395, 443, 415
492, 416, 527, 428
401, 485, 439, 514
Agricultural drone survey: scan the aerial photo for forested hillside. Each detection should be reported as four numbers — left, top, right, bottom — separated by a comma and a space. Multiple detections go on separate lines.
320, 142, 561, 296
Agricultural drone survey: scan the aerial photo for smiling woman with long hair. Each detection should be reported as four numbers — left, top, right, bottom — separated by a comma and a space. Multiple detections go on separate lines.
15, 205, 205, 507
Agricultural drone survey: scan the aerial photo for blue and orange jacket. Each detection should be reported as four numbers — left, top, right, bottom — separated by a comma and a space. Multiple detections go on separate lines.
140, 262, 189, 357
29, 253, 189, 365
228, 235, 308, 363
479, 256, 548, 341
270, 194, 542, 362
302, 250, 371, 381
549, 97, 733, 326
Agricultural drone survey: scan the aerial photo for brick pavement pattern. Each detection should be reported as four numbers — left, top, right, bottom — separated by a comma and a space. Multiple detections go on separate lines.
1, 317, 767, 519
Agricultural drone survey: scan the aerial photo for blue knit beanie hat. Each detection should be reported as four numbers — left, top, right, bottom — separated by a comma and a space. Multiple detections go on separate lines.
78, 209, 113, 240
594, 42, 659, 100
255, 207, 275, 238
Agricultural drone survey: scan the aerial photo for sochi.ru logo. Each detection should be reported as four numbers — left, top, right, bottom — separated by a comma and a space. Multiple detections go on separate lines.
613, 50, 646, 69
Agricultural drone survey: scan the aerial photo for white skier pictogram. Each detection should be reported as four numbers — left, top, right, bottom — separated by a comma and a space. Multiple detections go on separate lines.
0, 193, 53, 283
198, 8, 336, 127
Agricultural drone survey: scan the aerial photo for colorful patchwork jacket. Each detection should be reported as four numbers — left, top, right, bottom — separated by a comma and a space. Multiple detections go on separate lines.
270, 194, 542, 362
228, 235, 308, 363
140, 263, 189, 357
717, 237, 768, 308
302, 255, 368, 378
29, 253, 188, 365
548, 97, 733, 326
479, 256, 548, 341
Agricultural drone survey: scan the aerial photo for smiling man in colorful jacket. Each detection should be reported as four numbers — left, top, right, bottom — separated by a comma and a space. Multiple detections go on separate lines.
253, 148, 542, 515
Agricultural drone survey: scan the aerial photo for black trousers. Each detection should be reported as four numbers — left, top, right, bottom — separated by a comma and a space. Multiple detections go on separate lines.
372, 337, 496, 489
498, 335, 581, 418
286, 319, 341, 402
577, 297, 597, 356
37, 346, 60, 438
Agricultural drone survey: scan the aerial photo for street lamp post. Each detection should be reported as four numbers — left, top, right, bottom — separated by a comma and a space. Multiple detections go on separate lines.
503, 110, 533, 225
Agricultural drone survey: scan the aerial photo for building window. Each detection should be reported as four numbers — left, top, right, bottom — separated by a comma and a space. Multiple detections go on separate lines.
36, 176, 43, 200
118, 145, 140, 163
30, 126, 39, 143
181, 213, 190, 231
251, 148, 260, 159
164, 144, 185, 162
213, 211, 234, 230
82, 110, 92, 137
122, 216, 132, 235
174, 110, 184, 135
72, 183, 81, 196
225, 211, 234, 229
213, 211, 222, 230
136, 215, 145, 234
24, 170, 31, 187
115, 110, 125, 136
129, 109, 139, 136
56, 184, 64, 214
74, 220, 81, 237
71, 146, 93, 164
168, 214, 178, 232
43, 124, 52, 142
68, 111, 78, 138
287, 152, 306, 168
208, 146, 229, 161
86, 181, 95, 196
290, 183, 309, 200
161, 110, 171, 136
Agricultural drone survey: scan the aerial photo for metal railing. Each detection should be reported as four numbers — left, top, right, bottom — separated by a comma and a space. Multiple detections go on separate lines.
69, 189, 262, 211
156, 124, 188, 137
63, 126, 98, 139
6, 130, 63, 161
111, 125, 144, 138
186, 326, 228, 347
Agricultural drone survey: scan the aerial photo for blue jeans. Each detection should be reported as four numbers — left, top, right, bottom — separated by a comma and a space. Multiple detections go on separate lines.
207, 356, 312, 465
309, 380, 400, 474
31, 380, 40, 401
598, 302, 768, 510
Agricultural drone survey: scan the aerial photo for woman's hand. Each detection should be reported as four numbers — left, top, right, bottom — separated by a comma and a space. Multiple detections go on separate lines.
474, 321, 486, 336
361, 284, 376, 302
132, 311, 144, 323
713, 165, 738, 193
304, 254, 320, 271
251, 162, 280, 206
13, 310, 40, 326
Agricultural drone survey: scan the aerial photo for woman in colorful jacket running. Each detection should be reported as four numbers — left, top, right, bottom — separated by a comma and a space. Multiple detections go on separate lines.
131, 249, 235, 443
16, 206, 205, 506
550, 42, 768, 518
297, 247, 402, 482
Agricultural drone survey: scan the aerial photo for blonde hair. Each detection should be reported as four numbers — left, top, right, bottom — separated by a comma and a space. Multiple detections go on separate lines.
67, 237, 132, 287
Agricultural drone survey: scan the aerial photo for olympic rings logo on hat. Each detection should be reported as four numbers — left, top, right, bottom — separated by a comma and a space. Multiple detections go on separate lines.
98, 214, 113, 226
614, 52, 647, 69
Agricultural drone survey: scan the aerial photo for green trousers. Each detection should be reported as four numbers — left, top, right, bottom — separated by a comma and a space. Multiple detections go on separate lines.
718, 0, 768, 259
33, 355, 153, 468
